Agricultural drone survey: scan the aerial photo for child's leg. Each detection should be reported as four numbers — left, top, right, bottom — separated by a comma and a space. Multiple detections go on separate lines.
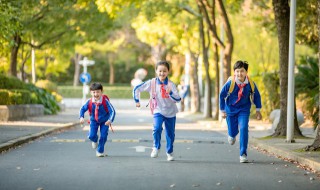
88, 121, 99, 143
238, 112, 250, 156
226, 115, 239, 138
153, 113, 164, 150
164, 116, 176, 154
97, 123, 109, 153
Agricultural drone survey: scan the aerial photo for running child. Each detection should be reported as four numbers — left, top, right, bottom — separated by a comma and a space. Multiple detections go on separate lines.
79, 82, 116, 157
133, 61, 181, 161
219, 60, 262, 163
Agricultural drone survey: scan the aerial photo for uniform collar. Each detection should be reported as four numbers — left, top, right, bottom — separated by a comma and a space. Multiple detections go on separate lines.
156, 77, 168, 85
91, 97, 102, 103
235, 76, 248, 85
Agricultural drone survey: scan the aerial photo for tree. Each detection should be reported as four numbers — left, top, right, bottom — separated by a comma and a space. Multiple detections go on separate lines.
271, 0, 302, 137
4, 0, 114, 82
305, 0, 320, 151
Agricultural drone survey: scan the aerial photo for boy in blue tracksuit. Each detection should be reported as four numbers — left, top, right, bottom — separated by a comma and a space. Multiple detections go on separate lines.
219, 60, 262, 163
79, 82, 116, 157
133, 61, 181, 161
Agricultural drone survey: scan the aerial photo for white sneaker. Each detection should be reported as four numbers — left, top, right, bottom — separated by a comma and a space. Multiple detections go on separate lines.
166, 153, 174, 161
96, 151, 104, 157
92, 142, 98, 149
228, 136, 236, 145
240, 154, 248, 163
151, 148, 160, 158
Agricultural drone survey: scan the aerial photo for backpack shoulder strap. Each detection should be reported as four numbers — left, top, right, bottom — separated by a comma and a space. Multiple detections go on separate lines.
102, 95, 109, 113
88, 99, 92, 116
151, 78, 156, 97
228, 76, 235, 95
247, 76, 255, 93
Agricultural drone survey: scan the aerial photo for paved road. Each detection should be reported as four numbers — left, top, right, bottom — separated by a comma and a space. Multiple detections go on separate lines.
0, 104, 319, 190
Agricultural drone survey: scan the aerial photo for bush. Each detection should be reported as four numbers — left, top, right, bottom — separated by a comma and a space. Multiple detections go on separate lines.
0, 90, 9, 105
35, 80, 57, 93
0, 74, 60, 114
9, 89, 32, 105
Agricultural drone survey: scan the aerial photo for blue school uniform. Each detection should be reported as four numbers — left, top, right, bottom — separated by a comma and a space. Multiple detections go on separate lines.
133, 77, 181, 154
219, 76, 262, 156
79, 97, 116, 154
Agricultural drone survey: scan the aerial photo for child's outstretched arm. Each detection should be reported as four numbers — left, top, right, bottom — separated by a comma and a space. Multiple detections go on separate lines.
253, 83, 262, 120
79, 100, 90, 123
132, 80, 151, 106
105, 99, 116, 125
168, 81, 181, 103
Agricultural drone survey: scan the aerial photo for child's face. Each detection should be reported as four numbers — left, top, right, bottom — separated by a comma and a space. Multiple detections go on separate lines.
91, 89, 103, 101
156, 65, 169, 82
234, 67, 247, 82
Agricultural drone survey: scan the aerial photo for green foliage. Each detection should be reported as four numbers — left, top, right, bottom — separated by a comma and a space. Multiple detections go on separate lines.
295, 56, 319, 126
57, 85, 149, 99
251, 72, 280, 119
0, 89, 10, 105
0, 74, 60, 114
35, 80, 58, 93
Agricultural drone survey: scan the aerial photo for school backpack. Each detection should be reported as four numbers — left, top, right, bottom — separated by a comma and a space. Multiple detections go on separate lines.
226, 76, 255, 103
88, 94, 110, 116
148, 78, 172, 114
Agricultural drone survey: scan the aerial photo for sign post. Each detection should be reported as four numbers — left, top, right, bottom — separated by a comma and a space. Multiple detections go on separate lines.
79, 57, 95, 104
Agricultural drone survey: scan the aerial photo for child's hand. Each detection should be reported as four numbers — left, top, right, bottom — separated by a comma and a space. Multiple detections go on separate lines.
166, 87, 171, 94
80, 117, 85, 124
105, 120, 111, 126
256, 111, 262, 120
221, 112, 227, 119
136, 102, 141, 108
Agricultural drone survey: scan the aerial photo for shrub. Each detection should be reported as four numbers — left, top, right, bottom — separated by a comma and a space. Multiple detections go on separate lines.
0, 90, 9, 105
35, 80, 58, 93
9, 89, 32, 105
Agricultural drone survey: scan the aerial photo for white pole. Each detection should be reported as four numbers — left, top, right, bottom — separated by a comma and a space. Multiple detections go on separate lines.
286, 0, 296, 143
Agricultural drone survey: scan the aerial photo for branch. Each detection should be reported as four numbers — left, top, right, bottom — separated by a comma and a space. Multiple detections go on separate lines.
180, 5, 202, 17
22, 31, 66, 49
197, 0, 225, 48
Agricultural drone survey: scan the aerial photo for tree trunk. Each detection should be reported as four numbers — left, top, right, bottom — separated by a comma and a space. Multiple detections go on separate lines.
10, 34, 21, 77
200, 22, 212, 118
216, 0, 233, 82
213, 43, 220, 120
272, 0, 290, 137
190, 53, 201, 113
73, 53, 82, 87
305, 0, 320, 151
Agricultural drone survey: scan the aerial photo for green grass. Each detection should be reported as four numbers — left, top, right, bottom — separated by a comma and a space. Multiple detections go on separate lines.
57, 85, 149, 99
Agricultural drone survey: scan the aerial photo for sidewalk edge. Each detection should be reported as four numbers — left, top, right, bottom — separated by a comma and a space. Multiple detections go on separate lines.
0, 122, 79, 153
250, 138, 320, 172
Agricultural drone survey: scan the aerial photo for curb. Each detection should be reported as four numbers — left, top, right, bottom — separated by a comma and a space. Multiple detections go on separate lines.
0, 122, 79, 153
250, 138, 320, 172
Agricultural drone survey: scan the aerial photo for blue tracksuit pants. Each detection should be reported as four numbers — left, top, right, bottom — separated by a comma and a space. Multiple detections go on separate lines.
153, 113, 176, 154
226, 111, 250, 156
88, 120, 109, 153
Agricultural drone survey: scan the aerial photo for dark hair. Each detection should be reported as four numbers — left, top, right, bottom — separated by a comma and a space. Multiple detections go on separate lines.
90, 82, 103, 91
156, 60, 170, 71
233, 60, 249, 71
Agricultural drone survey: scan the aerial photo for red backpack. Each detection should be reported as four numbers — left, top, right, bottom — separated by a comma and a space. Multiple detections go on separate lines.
88, 94, 110, 116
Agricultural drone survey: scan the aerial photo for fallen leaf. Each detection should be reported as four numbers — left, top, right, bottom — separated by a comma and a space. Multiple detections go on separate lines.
16, 166, 21, 170
216, 182, 221, 186
33, 168, 40, 171
192, 184, 200, 187
278, 180, 282, 183
170, 184, 176, 188
310, 177, 314, 181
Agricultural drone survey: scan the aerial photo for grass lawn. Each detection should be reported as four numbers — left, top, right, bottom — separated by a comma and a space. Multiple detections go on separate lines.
57, 85, 149, 99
